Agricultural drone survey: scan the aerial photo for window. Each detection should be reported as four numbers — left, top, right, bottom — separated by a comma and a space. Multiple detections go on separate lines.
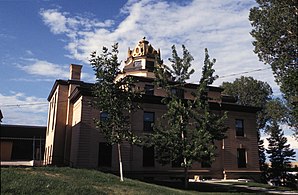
51, 92, 57, 131
47, 107, 51, 135
49, 145, 52, 164
146, 61, 154, 72
44, 148, 47, 165
143, 146, 155, 167
237, 148, 247, 168
144, 85, 154, 95
171, 88, 184, 99
235, 119, 244, 136
100, 112, 108, 121
98, 143, 112, 167
201, 156, 212, 168
134, 61, 142, 67
143, 112, 154, 132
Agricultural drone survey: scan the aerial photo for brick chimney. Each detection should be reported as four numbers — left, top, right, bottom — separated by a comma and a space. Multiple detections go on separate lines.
69, 64, 82, 81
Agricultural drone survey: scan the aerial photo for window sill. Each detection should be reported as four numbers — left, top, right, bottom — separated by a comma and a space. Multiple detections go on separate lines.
235, 135, 247, 139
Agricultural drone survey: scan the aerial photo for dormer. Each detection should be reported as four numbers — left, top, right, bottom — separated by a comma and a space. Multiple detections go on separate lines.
123, 37, 161, 76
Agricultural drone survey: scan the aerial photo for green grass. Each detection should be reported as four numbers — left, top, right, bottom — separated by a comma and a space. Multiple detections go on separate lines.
1, 167, 195, 195
0, 167, 269, 195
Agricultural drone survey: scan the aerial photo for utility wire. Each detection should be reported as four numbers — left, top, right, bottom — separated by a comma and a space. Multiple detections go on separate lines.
0, 101, 69, 108
0, 102, 48, 107
217, 67, 271, 79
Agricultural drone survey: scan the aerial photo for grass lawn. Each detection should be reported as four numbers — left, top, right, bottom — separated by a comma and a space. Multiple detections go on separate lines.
0, 167, 269, 194
1, 167, 196, 195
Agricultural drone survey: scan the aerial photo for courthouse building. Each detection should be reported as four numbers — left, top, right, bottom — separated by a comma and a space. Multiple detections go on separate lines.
44, 38, 261, 181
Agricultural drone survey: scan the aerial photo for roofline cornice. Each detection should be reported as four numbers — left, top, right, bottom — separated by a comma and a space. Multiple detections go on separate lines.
47, 79, 93, 101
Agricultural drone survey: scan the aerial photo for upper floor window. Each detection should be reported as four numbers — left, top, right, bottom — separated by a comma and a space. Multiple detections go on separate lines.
146, 61, 154, 72
237, 148, 247, 168
171, 88, 184, 99
134, 61, 142, 67
235, 119, 244, 136
143, 112, 154, 132
51, 92, 57, 131
144, 84, 154, 95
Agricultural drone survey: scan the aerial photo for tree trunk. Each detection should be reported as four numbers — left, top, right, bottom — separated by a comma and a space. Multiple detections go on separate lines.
118, 143, 124, 181
184, 158, 188, 189
181, 127, 188, 189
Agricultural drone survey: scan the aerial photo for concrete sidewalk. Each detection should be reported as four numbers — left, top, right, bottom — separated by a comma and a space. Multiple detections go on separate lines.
197, 180, 298, 194
1, 160, 43, 166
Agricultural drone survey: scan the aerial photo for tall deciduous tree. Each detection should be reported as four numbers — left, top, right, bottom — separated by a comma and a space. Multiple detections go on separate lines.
221, 76, 273, 129
151, 46, 227, 189
221, 77, 289, 130
266, 121, 296, 187
249, 0, 298, 137
90, 43, 140, 181
221, 77, 290, 183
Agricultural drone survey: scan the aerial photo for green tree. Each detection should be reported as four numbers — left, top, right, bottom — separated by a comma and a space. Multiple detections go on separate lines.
249, 0, 298, 136
265, 98, 289, 125
151, 46, 227, 189
221, 77, 289, 130
221, 76, 273, 129
266, 121, 296, 187
258, 131, 269, 183
221, 76, 289, 182
90, 43, 140, 181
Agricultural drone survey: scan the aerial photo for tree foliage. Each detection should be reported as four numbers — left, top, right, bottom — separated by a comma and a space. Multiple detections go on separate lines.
221, 76, 272, 107
258, 132, 269, 183
264, 98, 289, 125
249, 0, 298, 136
90, 43, 140, 181
221, 76, 273, 130
222, 76, 289, 130
151, 46, 227, 188
266, 122, 296, 187
221, 76, 290, 183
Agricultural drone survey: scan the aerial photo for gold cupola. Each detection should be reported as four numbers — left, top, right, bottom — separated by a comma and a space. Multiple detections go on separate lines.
123, 37, 161, 76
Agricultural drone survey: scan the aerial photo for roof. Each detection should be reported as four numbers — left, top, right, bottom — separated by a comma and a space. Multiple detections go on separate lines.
139, 95, 260, 113
48, 76, 260, 113
47, 79, 93, 101
129, 75, 224, 92
69, 83, 94, 103
1, 124, 46, 138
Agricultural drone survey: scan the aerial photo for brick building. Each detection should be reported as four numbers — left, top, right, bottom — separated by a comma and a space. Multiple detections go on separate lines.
44, 38, 261, 181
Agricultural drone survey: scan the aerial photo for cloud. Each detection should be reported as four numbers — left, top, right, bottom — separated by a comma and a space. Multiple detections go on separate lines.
39, 9, 68, 34
0, 92, 48, 126
16, 58, 95, 82
25, 50, 34, 56
39, 0, 280, 94
9, 78, 54, 82
0, 33, 16, 40
39, 8, 114, 38
18, 58, 69, 78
